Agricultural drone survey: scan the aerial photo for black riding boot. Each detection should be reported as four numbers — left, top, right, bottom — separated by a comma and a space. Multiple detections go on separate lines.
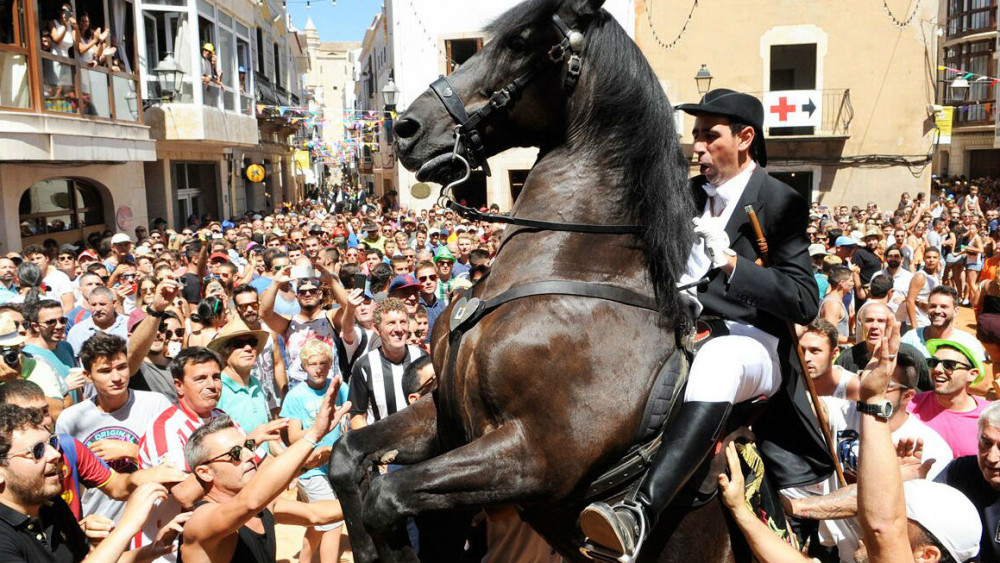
581, 401, 732, 559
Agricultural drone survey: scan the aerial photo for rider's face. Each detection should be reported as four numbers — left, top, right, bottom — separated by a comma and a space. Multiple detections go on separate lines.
691, 115, 752, 185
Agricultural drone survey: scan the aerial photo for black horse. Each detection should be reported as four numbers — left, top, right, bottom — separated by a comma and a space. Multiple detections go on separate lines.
329, 0, 738, 561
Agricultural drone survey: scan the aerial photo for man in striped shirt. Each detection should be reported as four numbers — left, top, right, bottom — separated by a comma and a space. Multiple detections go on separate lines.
135, 347, 286, 560
349, 298, 426, 429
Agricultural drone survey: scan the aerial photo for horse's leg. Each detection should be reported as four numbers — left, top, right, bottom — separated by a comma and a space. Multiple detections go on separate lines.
328, 397, 440, 563
362, 421, 549, 544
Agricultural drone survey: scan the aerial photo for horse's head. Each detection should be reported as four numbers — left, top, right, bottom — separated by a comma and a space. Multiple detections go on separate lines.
395, 0, 607, 184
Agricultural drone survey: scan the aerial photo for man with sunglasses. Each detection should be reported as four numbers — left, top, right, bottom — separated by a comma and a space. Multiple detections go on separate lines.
208, 321, 272, 436
179, 384, 349, 563
910, 339, 990, 458
416, 261, 446, 340
55, 245, 80, 284
261, 273, 359, 390
230, 285, 287, 415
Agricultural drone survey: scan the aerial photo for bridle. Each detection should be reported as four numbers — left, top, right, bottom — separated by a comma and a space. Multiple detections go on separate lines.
425, 14, 643, 236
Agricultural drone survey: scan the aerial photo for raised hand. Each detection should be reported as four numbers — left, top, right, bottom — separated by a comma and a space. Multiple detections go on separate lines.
895, 437, 933, 481
117, 483, 168, 537
308, 376, 351, 440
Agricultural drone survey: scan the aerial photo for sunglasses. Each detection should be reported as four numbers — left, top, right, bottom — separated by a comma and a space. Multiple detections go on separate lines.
228, 337, 259, 349
158, 325, 185, 339
40, 317, 68, 327
57, 255, 75, 261
418, 274, 438, 282
200, 439, 256, 466
120, 273, 138, 280
926, 358, 973, 372
3, 434, 59, 462
297, 287, 321, 296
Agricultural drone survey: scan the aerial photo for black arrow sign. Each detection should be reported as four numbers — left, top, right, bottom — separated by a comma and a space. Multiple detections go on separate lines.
801, 98, 817, 117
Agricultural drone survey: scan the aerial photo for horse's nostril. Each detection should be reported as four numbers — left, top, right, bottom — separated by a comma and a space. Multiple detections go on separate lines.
394, 117, 420, 140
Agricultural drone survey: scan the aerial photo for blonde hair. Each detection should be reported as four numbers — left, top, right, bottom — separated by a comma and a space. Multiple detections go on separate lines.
299, 339, 333, 367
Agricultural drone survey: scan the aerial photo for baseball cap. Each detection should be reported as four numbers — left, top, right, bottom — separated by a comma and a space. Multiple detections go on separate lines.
58, 243, 78, 254
925, 338, 986, 383
78, 250, 99, 262
429, 228, 441, 236
835, 236, 858, 248
808, 244, 829, 257
434, 247, 456, 263
388, 274, 421, 293
110, 233, 132, 245
221, 220, 235, 230
208, 252, 230, 263
676, 89, 768, 166
903, 480, 981, 563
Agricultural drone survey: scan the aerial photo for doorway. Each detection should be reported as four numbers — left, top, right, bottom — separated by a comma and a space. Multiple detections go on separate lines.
770, 171, 814, 203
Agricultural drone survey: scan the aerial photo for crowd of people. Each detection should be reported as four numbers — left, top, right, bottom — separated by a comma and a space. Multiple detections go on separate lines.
2, 167, 1000, 563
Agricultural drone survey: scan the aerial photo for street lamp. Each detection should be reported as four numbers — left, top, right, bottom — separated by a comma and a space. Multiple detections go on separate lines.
126, 52, 185, 115
948, 77, 970, 104
694, 64, 713, 95
382, 79, 399, 111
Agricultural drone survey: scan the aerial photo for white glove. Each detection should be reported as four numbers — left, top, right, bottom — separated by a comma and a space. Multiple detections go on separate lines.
692, 217, 732, 269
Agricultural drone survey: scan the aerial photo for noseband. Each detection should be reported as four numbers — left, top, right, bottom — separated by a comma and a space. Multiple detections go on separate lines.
429, 14, 584, 177
426, 15, 643, 236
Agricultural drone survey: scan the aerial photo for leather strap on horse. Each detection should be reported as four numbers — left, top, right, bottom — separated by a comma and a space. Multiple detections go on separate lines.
443, 199, 644, 235
449, 280, 660, 337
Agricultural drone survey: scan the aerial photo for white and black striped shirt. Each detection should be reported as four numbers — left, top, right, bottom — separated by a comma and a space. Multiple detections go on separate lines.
348, 345, 425, 424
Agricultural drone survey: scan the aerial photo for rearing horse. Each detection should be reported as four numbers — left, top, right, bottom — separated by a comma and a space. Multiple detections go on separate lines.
329, 0, 736, 561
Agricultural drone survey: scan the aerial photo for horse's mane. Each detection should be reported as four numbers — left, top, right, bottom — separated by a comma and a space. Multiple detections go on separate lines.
487, 1, 696, 317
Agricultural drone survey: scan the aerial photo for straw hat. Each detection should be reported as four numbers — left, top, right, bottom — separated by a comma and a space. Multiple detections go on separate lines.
207, 318, 268, 358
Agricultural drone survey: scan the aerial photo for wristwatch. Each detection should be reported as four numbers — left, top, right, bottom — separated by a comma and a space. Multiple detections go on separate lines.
856, 400, 893, 421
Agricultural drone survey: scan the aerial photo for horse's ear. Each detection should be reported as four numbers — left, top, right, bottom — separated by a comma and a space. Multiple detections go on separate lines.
559, 0, 606, 27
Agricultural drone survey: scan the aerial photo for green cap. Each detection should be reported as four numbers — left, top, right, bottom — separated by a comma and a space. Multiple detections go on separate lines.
433, 247, 456, 263
925, 338, 986, 384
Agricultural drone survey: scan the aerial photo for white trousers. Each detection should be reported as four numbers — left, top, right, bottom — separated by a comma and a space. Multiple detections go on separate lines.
683, 322, 783, 404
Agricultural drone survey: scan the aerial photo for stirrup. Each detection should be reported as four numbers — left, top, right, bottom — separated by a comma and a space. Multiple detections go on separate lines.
580, 501, 648, 563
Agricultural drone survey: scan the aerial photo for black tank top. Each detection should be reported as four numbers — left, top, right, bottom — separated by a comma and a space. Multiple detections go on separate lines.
179, 501, 276, 563
983, 293, 1000, 316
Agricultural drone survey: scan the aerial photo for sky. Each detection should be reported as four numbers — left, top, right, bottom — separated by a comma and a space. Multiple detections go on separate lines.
287, 0, 382, 42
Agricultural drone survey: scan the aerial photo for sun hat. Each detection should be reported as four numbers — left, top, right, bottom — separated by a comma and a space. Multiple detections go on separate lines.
903, 480, 981, 563
0, 318, 26, 347
207, 318, 268, 357
925, 338, 986, 383
864, 227, 882, 239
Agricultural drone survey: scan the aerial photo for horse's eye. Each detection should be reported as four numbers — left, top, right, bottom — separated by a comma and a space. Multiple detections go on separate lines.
508, 35, 530, 53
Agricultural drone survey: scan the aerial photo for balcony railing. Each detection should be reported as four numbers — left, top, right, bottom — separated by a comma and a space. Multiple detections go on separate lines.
0, 45, 141, 122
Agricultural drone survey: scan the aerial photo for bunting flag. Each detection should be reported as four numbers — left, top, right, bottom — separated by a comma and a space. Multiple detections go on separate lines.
938, 66, 1000, 87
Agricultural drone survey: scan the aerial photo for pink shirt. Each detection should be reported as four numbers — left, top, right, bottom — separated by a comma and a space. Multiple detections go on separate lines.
907, 392, 990, 457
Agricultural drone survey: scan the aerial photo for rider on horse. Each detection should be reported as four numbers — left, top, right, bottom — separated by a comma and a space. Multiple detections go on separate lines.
581, 89, 834, 560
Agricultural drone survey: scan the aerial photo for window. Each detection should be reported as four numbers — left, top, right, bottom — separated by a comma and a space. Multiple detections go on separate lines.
445, 37, 482, 75
199, 15, 220, 107
173, 162, 219, 229
769, 43, 817, 136
142, 11, 191, 102
272, 42, 280, 86
945, 39, 996, 124
0, 0, 32, 108
947, 0, 996, 38
19, 178, 106, 243
33, 0, 141, 119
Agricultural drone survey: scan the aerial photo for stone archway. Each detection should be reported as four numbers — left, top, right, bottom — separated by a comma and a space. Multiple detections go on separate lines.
19, 177, 114, 249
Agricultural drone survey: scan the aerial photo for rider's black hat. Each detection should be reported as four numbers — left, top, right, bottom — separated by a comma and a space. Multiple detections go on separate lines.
676, 89, 768, 167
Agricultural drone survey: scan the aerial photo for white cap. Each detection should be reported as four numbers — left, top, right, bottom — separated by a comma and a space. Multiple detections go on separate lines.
808, 243, 829, 257
903, 480, 981, 563
110, 233, 132, 245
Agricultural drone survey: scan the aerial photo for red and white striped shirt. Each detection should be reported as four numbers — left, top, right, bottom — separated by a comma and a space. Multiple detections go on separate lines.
137, 401, 226, 471
135, 401, 226, 561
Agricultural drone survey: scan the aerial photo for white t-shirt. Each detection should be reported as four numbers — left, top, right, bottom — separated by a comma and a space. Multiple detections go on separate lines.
782, 397, 953, 563
54, 390, 172, 522
43, 269, 74, 304
877, 267, 914, 323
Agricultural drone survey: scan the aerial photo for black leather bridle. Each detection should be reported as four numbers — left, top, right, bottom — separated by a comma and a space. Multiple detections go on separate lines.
425, 14, 644, 236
